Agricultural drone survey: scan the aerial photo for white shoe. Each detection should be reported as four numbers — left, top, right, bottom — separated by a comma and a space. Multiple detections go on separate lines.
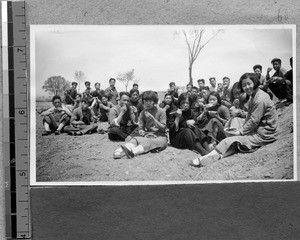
191, 158, 201, 167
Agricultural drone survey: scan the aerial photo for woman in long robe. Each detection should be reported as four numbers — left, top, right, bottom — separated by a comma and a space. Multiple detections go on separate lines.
191, 73, 278, 167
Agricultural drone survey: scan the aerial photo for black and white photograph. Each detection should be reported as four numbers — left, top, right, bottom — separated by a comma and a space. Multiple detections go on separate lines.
30, 25, 297, 185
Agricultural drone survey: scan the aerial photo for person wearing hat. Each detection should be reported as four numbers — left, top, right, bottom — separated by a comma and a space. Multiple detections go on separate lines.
266, 58, 292, 105
64, 81, 78, 105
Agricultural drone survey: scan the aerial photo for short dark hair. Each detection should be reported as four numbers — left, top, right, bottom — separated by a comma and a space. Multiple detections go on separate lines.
119, 91, 131, 98
178, 93, 191, 106
271, 58, 281, 65
197, 79, 205, 84
239, 73, 261, 91
142, 90, 158, 104
206, 92, 221, 105
52, 95, 62, 103
133, 83, 138, 87
81, 98, 89, 104
94, 82, 100, 87
209, 77, 216, 81
253, 64, 262, 71
169, 82, 175, 87
192, 86, 198, 91
130, 89, 139, 96
71, 82, 78, 86
164, 93, 174, 101
84, 81, 91, 86
101, 95, 108, 100
222, 77, 230, 81
186, 83, 193, 88
109, 78, 116, 83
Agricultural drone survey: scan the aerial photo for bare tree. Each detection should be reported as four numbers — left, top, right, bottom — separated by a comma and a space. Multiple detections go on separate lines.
117, 69, 139, 92
42, 76, 71, 96
74, 70, 86, 93
182, 30, 220, 85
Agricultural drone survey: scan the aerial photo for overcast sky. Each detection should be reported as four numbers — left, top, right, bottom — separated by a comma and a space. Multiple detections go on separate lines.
31, 25, 294, 97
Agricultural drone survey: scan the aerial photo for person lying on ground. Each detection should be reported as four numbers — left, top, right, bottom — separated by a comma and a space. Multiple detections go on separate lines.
266, 58, 292, 106
64, 98, 98, 136
113, 90, 167, 159
41, 95, 72, 136
169, 93, 210, 156
191, 72, 278, 167
108, 92, 138, 141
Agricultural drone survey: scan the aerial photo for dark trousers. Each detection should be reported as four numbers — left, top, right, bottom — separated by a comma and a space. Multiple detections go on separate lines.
43, 114, 69, 132
108, 126, 137, 141
268, 81, 293, 102
171, 128, 210, 156
64, 123, 97, 134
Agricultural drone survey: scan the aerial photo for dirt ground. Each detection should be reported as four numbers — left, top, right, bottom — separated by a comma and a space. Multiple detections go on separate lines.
35, 102, 294, 183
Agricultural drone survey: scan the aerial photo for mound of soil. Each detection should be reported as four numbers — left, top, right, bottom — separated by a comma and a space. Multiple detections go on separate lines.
35, 103, 294, 183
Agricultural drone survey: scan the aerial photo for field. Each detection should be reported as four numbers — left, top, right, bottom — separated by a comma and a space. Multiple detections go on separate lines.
34, 100, 294, 183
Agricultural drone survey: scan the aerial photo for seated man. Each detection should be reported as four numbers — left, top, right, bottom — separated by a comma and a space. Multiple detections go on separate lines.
40, 95, 72, 135
284, 57, 293, 92
64, 98, 98, 136
266, 58, 293, 105
95, 95, 113, 134
108, 92, 138, 141
82, 81, 94, 106
220, 77, 232, 108
253, 64, 273, 100
128, 89, 144, 115
64, 81, 78, 106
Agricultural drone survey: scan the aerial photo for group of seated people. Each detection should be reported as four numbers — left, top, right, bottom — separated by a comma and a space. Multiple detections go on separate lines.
40, 57, 293, 167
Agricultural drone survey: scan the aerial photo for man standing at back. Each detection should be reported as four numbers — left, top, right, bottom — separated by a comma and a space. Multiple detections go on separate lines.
209, 77, 217, 92
105, 78, 118, 105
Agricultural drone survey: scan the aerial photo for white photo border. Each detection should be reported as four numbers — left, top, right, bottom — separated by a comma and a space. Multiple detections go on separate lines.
30, 24, 297, 186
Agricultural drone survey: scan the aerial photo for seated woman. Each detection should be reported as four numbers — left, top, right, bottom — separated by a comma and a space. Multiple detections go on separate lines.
64, 98, 98, 136
113, 91, 167, 159
191, 73, 278, 167
108, 92, 139, 141
196, 92, 230, 144
40, 95, 72, 135
169, 93, 210, 155
159, 93, 178, 129
225, 83, 248, 130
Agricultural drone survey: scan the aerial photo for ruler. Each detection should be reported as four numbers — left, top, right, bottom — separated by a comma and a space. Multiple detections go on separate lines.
2, 1, 30, 239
